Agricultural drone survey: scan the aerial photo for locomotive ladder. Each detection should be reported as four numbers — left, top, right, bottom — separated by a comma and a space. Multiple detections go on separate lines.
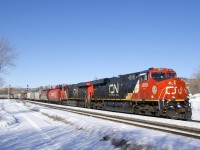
158, 88, 166, 110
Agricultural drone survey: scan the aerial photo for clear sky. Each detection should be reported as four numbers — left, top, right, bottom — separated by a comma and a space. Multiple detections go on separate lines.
0, 0, 200, 88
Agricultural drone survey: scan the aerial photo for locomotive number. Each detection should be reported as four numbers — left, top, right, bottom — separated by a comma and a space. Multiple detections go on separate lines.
73, 89, 78, 96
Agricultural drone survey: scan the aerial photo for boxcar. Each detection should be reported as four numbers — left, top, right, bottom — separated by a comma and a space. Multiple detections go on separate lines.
20, 92, 27, 99
27, 92, 31, 99
34, 91, 41, 100
30, 92, 35, 100
40, 90, 48, 101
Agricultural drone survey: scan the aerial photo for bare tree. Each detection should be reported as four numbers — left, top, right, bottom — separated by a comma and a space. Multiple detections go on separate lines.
189, 67, 200, 94
0, 38, 17, 86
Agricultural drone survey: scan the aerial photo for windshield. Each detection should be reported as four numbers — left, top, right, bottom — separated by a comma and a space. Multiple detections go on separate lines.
167, 73, 176, 78
151, 72, 166, 81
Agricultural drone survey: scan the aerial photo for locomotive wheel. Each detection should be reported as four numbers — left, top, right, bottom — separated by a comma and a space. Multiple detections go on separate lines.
96, 103, 100, 110
92, 103, 97, 109
90, 103, 95, 109
144, 105, 151, 116
130, 105, 137, 114
166, 108, 186, 119
97, 103, 103, 110
136, 106, 143, 115
153, 106, 161, 117
59, 100, 63, 105
131, 105, 141, 114
144, 109, 151, 116
166, 109, 178, 119
160, 110, 167, 118
80, 101, 85, 108
155, 110, 161, 117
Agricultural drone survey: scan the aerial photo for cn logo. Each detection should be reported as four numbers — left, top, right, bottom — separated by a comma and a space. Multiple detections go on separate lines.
109, 84, 119, 94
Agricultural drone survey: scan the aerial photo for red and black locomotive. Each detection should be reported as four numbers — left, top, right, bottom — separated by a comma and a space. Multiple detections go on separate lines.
66, 68, 191, 119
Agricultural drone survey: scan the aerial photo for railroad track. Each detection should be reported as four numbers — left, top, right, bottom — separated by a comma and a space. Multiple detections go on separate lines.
19, 99, 200, 140
187, 120, 200, 123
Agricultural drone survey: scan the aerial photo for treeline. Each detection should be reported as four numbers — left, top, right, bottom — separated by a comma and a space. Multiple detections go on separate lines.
0, 87, 27, 95
0, 86, 45, 95
188, 68, 200, 94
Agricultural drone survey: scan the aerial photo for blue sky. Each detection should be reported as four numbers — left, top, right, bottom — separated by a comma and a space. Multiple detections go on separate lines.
0, 0, 200, 88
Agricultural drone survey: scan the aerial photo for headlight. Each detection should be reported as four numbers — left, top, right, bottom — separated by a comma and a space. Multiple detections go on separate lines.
171, 96, 176, 100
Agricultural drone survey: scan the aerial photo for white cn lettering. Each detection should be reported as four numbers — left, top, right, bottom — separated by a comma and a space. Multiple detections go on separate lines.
109, 84, 119, 94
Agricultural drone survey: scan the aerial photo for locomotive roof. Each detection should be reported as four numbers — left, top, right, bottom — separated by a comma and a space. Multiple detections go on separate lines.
77, 68, 154, 87
77, 78, 109, 87
119, 68, 153, 77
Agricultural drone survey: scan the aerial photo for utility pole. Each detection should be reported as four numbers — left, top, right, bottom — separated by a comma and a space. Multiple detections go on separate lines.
8, 85, 11, 99
27, 85, 29, 92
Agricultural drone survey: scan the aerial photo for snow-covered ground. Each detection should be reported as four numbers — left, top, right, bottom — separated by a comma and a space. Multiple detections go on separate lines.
190, 94, 200, 121
0, 99, 200, 150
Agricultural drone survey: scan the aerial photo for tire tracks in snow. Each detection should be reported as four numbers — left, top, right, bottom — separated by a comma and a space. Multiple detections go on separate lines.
11, 103, 60, 150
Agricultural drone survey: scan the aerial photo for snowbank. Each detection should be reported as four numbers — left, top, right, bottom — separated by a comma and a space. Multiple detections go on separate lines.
0, 100, 18, 127
190, 93, 200, 121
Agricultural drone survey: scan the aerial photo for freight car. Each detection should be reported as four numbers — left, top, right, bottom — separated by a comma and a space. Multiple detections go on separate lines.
22, 85, 68, 104
66, 68, 191, 119
20, 92, 27, 99
48, 85, 68, 103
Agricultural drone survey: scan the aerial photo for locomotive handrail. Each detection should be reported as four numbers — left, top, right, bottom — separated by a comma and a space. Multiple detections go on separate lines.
158, 88, 166, 101
158, 87, 166, 110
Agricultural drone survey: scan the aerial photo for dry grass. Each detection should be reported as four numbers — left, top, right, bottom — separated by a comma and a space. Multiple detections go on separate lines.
42, 112, 71, 124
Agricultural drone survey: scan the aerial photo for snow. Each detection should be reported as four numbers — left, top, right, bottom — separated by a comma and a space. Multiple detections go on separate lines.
0, 103, 17, 127
190, 94, 200, 121
0, 99, 200, 150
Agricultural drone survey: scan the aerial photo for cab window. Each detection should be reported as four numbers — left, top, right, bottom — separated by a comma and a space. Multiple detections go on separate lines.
140, 73, 148, 81
167, 73, 176, 78
151, 72, 166, 81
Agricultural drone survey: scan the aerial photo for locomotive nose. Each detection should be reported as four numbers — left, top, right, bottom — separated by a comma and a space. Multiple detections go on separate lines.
165, 79, 186, 101
165, 79, 177, 99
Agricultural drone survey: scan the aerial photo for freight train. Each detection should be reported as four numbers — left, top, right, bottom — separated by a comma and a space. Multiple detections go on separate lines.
13, 68, 192, 119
